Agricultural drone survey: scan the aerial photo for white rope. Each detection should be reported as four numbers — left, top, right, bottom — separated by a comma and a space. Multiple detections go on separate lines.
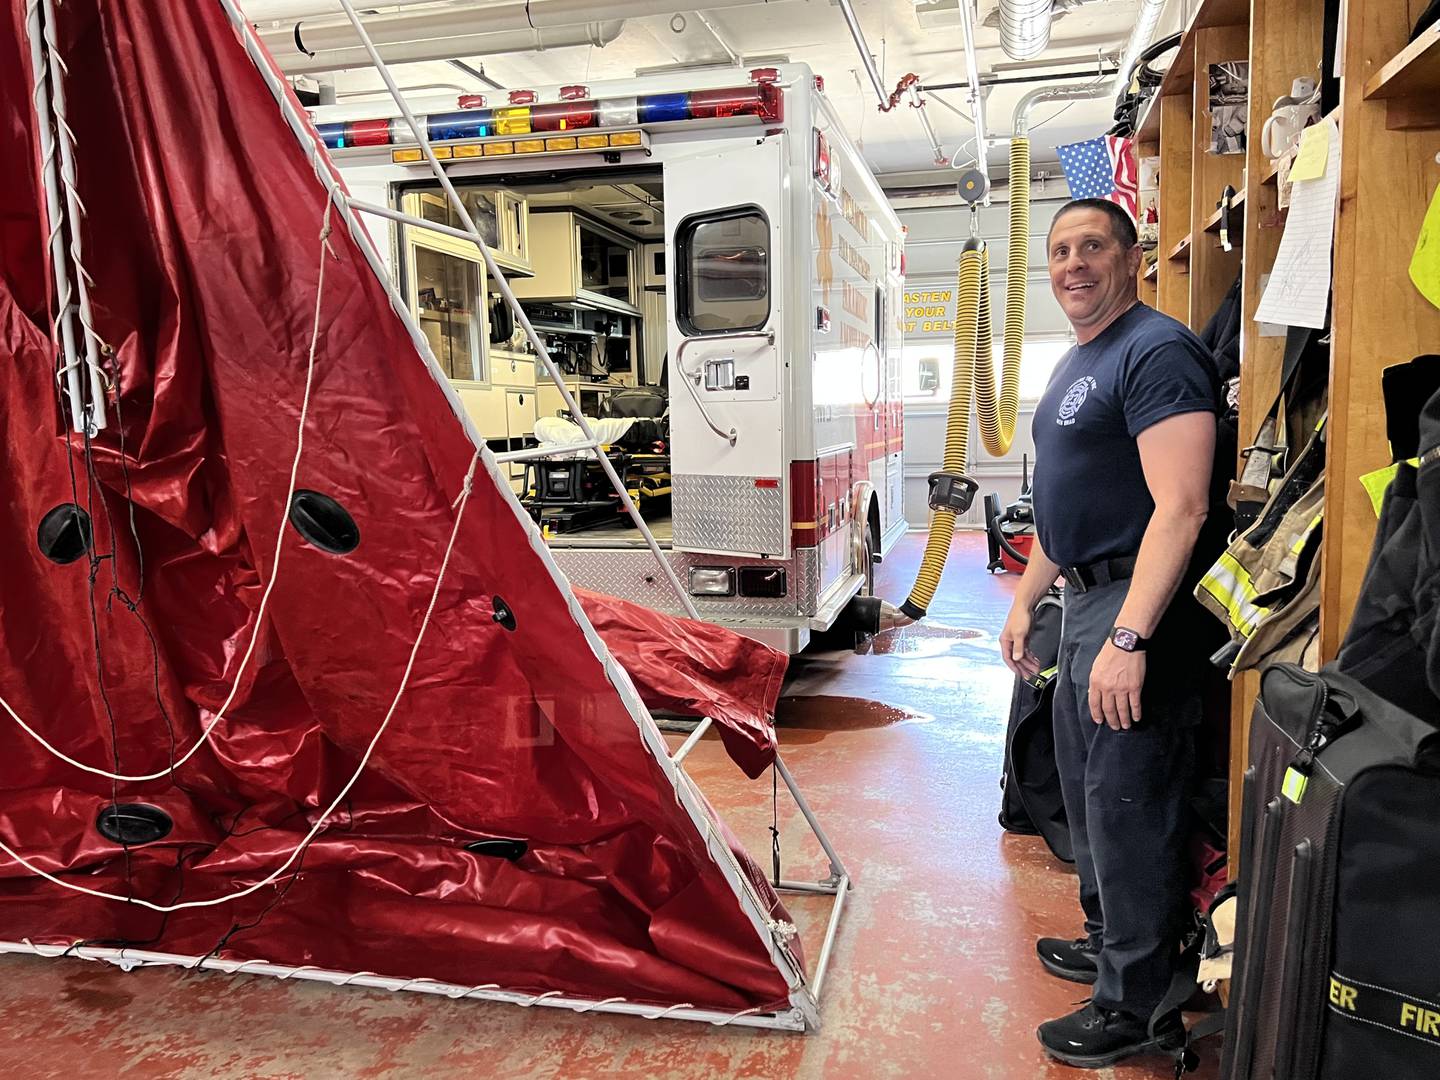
0, 204, 339, 783
0, 442, 482, 911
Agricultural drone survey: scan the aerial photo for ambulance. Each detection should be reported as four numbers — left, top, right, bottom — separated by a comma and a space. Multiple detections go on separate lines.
310, 62, 906, 651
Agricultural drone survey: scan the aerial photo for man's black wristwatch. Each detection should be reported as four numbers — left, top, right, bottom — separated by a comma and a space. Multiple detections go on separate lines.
1110, 626, 1149, 653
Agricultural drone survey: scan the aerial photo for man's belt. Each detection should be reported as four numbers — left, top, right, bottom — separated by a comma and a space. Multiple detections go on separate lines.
1060, 555, 1138, 594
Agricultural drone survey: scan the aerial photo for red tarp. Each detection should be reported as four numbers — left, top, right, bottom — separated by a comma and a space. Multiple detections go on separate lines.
0, 0, 798, 1013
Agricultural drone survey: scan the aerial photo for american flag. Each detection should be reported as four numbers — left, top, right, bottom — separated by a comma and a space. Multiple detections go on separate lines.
1056, 135, 1138, 219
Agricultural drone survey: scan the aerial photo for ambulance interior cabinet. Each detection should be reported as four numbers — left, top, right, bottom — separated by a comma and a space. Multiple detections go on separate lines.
400, 188, 531, 277
511, 211, 640, 317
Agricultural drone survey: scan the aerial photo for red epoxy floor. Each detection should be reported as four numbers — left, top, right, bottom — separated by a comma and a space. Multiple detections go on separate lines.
0, 533, 1220, 1079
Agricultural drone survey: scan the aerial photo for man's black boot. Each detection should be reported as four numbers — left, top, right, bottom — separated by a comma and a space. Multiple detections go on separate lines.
1035, 936, 1099, 985
1037, 1002, 1186, 1069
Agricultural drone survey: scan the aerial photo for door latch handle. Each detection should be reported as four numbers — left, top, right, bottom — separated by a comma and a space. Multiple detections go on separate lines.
704, 357, 736, 391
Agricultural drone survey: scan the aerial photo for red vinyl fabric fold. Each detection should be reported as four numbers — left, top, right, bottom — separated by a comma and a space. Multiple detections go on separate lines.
0, 0, 798, 1013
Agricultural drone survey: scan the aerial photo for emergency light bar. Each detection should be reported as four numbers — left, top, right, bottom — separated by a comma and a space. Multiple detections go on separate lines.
315, 73, 783, 154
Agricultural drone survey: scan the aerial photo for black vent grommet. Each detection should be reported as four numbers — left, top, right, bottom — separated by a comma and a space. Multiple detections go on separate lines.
492, 596, 516, 631
96, 804, 174, 846
37, 504, 93, 565
464, 838, 527, 861
288, 490, 360, 554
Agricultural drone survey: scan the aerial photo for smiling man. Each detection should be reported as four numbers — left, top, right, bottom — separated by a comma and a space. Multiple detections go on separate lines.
999, 199, 1221, 1069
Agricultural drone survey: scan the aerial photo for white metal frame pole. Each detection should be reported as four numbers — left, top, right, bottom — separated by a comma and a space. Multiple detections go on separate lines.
22, 0, 90, 434
36, 0, 109, 432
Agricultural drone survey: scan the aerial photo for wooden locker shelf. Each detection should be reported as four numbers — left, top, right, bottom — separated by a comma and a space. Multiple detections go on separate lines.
1203, 188, 1246, 234
1364, 23, 1440, 101
1363, 22, 1440, 130
1139, 0, 1440, 870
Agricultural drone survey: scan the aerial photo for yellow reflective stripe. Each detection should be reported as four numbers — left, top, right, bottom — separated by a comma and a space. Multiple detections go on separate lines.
1198, 553, 1270, 638
1038, 665, 1059, 680
1289, 511, 1325, 557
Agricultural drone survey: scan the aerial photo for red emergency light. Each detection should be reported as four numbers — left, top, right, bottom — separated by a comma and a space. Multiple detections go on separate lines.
344, 118, 393, 147
508, 89, 538, 105
690, 84, 778, 121
532, 100, 599, 133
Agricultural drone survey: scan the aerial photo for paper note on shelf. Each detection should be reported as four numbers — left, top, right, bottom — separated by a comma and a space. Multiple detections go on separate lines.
1256, 275, 1288, 337
1288, 123, 1330, 182
1410, 182, 1440, 311
1254, 119, 1340, 330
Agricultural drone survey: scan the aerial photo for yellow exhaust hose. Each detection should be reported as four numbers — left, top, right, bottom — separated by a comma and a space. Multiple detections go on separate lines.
896, 137, 1029, 622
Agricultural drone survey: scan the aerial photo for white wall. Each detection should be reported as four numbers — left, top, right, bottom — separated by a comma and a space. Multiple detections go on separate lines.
896, 194, 1075, 528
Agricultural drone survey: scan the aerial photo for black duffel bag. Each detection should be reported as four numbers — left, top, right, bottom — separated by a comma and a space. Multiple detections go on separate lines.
1222, 664, 1440, 1080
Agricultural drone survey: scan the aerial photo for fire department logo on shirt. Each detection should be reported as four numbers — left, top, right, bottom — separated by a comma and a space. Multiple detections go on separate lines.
1057, 376, 1097, 426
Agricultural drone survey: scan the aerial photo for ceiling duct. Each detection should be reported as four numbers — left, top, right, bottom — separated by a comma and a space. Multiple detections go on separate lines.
997, 0, 1053, 60
1110, 0, 1168, 105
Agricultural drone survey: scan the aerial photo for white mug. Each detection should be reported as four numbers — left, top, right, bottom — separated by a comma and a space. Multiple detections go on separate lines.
1261, 77, 1320, 159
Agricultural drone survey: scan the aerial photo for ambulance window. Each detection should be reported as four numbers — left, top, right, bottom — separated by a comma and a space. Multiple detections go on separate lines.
677, 209, 770, 334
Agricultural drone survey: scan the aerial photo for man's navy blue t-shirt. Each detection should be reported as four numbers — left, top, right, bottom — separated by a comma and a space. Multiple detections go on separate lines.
1031, 303, 1220, 569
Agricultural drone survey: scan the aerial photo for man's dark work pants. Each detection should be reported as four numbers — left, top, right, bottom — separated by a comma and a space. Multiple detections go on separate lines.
1052, 578, 1198, 1017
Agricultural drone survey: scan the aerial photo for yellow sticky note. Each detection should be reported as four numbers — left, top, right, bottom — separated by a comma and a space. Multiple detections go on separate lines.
1289, 123, 1330, 182
1410, 182, 1440, 311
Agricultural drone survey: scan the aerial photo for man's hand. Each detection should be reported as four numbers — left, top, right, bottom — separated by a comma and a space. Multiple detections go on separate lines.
1000, 603, 1042, 681
1087, 642, 1145, 730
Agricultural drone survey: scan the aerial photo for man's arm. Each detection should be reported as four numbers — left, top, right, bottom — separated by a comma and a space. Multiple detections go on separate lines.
1088, 410, 1215, 729
1000, 534, 1062, 680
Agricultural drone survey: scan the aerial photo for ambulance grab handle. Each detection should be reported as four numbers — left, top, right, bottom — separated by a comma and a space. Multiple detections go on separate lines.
673, 330, 775, 448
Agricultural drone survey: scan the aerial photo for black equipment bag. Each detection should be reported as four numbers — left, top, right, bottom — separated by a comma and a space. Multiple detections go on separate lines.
998, 591, 1073, 863
1221, 664, 1440, 1080
1335, 365, 1440, 718
604, 385, 669, 419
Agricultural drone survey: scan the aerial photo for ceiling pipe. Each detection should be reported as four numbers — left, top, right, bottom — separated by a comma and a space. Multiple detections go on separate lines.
247, 0, 466, 21
274, 21, 627, 74
258, 0, 775, 55
922, 64, 1119, 93
1110, 0, 1168, 106
998, 0, 1053, 61
835, 0, 945, 165
834, 0, 889, 105
1011, 78, 1110, 136
954, 0, 989, 179
906, 81, 947, 167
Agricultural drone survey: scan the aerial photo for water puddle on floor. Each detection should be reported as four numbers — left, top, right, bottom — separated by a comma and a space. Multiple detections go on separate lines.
859, 620, 985, 658
774, 695, 935, 743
